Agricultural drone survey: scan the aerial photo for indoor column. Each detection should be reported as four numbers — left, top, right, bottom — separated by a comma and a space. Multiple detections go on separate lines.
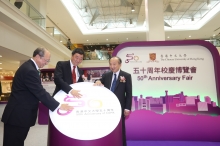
145, 0, 165, 41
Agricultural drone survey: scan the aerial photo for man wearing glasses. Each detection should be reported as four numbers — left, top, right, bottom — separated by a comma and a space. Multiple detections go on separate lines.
1, 47, 73, 146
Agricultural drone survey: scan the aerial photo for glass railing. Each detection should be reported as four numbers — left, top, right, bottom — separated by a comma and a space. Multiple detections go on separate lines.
8, 0, 45, 29
7, 0, 69, 48
84, 50, 113, 60
209, 35, 220, 47
46, 16, 69, 46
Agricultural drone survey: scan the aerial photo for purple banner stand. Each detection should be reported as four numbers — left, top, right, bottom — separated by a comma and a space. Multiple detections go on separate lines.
38, 103, 49, 125
47, 118, 123, 146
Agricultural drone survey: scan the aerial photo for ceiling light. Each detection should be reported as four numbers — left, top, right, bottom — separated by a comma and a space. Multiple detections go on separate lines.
189, 35, 191, 37
126, 38, 128, 40
0, 68, 2, 70
0, 55, 2, 57
167, 36, 170, 38
0, 63, 2, 64
87, 40, 89, 41
106, 39, 108, 41
60, 41, 63, 42
131, 3, 135, 12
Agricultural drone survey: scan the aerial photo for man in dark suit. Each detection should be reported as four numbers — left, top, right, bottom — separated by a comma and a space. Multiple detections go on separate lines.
94, 56, 132, 146
53, 48, 84, 98
1, 47, 73, 146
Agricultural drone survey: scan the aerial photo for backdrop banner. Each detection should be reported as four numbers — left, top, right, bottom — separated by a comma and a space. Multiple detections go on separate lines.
113, 40, 220, 141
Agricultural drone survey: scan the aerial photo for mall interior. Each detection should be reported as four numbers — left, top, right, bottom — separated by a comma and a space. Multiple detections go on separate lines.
1, 0, 220, 146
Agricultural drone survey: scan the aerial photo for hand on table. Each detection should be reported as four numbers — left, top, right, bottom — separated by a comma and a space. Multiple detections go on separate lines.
70, 89, 82, 98
60, 104, 74, 111
93, 80, 103, 86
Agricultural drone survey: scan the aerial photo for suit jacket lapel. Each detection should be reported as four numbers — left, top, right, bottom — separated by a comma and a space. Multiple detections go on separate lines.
76, 66, 82, 82
114, 71, 122, 90
107, 72, 113, 89
66, 61, 72, 82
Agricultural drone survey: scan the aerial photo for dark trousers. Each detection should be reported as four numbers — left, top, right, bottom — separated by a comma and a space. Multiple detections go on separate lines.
3, 123, 30, 146
121, 116, 127, 146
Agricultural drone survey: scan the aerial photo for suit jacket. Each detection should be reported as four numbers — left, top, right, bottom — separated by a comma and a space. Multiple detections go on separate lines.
52, 61, 84, 96
1, 59, 59, 127
100, 70, 132, 111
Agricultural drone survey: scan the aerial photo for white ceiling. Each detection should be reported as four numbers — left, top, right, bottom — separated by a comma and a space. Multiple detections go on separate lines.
46, 0, 220, 45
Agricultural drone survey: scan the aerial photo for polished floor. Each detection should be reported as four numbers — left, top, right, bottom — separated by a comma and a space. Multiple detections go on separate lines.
1, 121, 220, 146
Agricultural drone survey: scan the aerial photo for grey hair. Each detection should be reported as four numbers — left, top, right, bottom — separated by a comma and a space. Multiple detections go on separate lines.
109, 56, 122, 64
33, 47, 47, 57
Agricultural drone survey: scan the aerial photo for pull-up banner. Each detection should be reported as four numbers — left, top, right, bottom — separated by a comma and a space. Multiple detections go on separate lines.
113, 40, 220, 141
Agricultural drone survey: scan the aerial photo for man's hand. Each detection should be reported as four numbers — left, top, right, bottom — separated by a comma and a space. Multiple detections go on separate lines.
60, 104, 74, 111
93, 80, 103, 86
70, 89, 82, 98
124, 109, 130, 117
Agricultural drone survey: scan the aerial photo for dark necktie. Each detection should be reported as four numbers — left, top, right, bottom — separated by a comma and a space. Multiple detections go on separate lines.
72, 66, 76, 83
110, 74, 117, 92
38, 69, 41, 76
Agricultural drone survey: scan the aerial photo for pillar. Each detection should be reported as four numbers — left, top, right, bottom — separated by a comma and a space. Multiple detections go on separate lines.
145, 0, 165, 41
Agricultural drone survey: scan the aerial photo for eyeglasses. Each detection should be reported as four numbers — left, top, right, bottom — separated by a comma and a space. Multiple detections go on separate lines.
41, 57, 50, 63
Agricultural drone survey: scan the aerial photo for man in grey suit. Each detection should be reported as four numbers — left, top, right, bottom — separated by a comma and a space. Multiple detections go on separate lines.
94, 56, 132, 146
1, 47, 73, 146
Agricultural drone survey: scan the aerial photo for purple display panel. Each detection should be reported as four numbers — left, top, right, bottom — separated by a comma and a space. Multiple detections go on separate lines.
38, 103, 49, 125
47, 118, 123, 146
113, 40, 220, 141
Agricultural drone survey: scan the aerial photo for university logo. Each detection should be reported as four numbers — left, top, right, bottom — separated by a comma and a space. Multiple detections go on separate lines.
125, 53, 140, 63
147, 53, 159, 63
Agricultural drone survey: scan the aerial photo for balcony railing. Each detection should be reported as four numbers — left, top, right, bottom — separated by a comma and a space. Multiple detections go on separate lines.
84, 50, 113, 60
7, 0, 69, 47
210, 34, 220, 47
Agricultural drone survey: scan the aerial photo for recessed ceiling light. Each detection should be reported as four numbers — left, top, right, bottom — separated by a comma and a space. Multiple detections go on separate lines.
126, 38, 128, 40
213, 34, 216, 36
167, 36, 170, 38
0, 63, 2, 64
106, 39, 108, 41
60, 41, 63, 42
0, 55, 2, 57
0, 68, 2, 69
189, 35, 191, 37
87, 40, 89, 41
